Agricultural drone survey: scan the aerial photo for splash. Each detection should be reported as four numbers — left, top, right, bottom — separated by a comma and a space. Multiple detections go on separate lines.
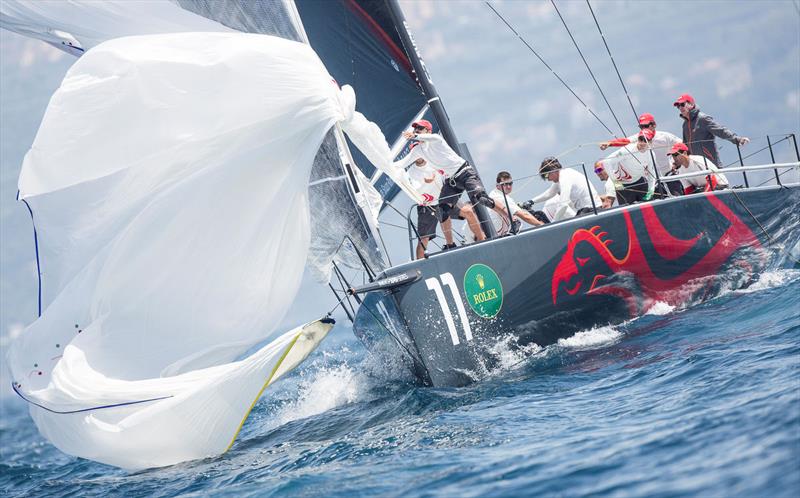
646, 301, 676, 316
487, 334, 543, 372
557, 326, 623, 349
276, 362, 366, 426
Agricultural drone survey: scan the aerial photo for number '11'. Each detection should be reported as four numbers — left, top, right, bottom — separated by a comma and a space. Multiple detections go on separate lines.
425, 273, 472, 346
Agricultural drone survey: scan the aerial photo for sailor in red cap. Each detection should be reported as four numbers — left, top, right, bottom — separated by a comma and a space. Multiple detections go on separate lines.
397, 119, 503, 249
595, 128, 659, 205
674, 93, 749, 167
667, 141, 729, 195
598, 112, 683, 195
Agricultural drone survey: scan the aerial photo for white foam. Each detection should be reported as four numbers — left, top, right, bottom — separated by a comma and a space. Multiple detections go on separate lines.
646, 301, 676, 316
276, 362, 366, 426
736, 269, 800, 294
557, 326, 622, 349
489, 334, 543, 371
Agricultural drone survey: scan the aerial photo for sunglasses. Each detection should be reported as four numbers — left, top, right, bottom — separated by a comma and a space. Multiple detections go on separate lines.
594, 167, 604, 174
669, 152, 686, 157
413, 126, 428, 131
675, 102, 689, 108
500, 181, 513, 186
639, 123, 654, 129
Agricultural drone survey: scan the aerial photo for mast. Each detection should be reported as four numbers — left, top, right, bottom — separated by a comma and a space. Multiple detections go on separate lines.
385, 0, 497, 239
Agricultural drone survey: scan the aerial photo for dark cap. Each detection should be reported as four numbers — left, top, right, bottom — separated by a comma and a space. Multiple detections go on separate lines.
539, 156, 562, 179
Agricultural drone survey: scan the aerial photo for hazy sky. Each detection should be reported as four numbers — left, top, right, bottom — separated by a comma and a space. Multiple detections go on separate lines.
1, 1, 798, 396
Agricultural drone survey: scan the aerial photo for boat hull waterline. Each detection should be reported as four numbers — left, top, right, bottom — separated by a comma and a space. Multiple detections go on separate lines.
353, 185, 800, 387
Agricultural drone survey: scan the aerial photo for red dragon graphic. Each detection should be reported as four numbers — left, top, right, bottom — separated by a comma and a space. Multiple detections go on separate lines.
551, 194, 764, 316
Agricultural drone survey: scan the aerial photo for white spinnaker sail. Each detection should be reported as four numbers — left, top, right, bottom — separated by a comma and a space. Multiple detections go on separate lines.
7, 31, 417, 469
1, 0, 417, 282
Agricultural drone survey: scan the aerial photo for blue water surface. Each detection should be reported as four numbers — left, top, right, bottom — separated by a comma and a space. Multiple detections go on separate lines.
2, 271, 799, 497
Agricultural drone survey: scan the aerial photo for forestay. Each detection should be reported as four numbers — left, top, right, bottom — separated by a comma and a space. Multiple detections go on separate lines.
7, 32, 418, 469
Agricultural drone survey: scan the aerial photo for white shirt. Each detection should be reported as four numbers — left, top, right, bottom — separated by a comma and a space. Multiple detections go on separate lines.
543, 195, 576, 221
676, 155, 730, 190
615, 130, 682, 176
600, 143, 656, 193
531, 168, 600, 213
488, 188, 521, 235
602, 177, 616, 200
408, 162, 443, 204
395, 133, 465, 177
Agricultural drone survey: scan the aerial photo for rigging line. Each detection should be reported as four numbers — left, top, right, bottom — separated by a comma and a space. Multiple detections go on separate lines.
484, 2, 616, 136
550, 0, 627, 137
586, 0, 639, 123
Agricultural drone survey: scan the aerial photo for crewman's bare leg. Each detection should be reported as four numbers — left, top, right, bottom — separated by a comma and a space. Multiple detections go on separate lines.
416, 237, 429, 260
459, 205, 485, 241
441, 218, 455, 246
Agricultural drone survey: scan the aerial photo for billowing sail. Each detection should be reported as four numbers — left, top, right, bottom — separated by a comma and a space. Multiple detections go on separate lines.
1, 0, 394, 282
177, 0, 396, 280
2, 0, 427, 469
7, 30, 413, 469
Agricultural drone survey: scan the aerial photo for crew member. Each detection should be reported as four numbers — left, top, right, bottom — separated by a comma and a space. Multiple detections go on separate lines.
466, 171, 543, 240
667, 142, 729, 194
595, 129, 658, 205
526, 157, 600, 216
408, 154, 482, 258
396, 119, 504, 248
593, 162, 618, 209
599, 112, 683, 196
674, 93, 749, 167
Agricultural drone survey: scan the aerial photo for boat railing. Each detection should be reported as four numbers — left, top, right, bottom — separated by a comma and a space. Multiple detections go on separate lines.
397, 132, 800, 261
663, 161, 799, 184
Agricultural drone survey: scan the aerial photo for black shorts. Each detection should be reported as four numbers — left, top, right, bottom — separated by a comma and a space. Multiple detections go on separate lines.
616, 176, 648, 205
416, 205, 438, 241
438, 165, 488, 220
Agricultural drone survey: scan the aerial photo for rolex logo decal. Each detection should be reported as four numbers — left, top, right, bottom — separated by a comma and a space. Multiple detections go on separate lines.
463, 264, 503, 319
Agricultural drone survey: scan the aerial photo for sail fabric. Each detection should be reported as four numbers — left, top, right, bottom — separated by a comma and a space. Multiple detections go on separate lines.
1, 0, 391, 285
24, 319, 332, 470
178, 0, 395, 281
0, 0, 233, 54
8, 31, 415, 469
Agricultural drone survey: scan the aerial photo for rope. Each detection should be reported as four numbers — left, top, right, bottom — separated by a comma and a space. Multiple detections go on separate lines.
484, 2, 616, 136
550, 0, 627, 137
586, 0, 639, 123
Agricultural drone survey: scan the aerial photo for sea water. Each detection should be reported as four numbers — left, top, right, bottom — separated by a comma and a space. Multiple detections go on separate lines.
1, 271, 798, 497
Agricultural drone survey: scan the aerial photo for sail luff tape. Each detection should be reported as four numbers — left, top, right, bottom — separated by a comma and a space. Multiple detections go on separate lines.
224, 332, 302, 453
427, 97, 440, 104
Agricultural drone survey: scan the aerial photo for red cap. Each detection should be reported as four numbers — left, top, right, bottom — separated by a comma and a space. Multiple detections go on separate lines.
673, 93, 695, 106
638, 113, 655, 125
667, 142, 689, 155
412, 119, 433, 131
638, 128, 655, 141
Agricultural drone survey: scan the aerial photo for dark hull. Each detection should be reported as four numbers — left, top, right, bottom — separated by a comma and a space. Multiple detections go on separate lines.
353, 185, 800, 387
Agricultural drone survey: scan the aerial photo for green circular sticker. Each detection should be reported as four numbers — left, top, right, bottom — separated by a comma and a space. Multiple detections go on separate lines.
463, 264, 503, 319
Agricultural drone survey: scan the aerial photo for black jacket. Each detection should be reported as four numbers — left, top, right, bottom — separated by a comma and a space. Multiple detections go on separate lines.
681, 108, 741, 167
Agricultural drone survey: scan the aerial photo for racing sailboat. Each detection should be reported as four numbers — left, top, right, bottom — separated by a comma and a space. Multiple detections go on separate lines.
1, 0, 798, 471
